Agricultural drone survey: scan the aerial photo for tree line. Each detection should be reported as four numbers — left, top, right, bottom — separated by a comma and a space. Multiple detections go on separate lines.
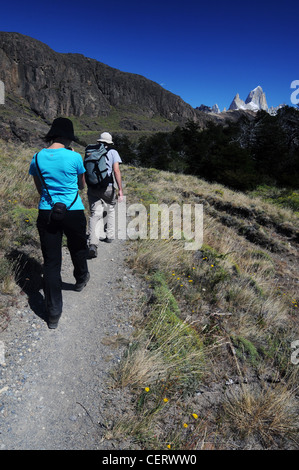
114, 106, 299, 191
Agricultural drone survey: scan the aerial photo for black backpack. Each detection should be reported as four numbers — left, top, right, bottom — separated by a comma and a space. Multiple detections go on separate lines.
84, 143, 113, 188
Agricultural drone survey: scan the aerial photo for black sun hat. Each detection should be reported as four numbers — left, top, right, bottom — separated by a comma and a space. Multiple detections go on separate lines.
45, 117, 76, 141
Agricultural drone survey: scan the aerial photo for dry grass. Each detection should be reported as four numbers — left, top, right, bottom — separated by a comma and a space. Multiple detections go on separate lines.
115, 289, 205, 391
0, 140, 39, 206
0, 139, 41, 327
113, 164, 299, 449
222, 384, 299, 447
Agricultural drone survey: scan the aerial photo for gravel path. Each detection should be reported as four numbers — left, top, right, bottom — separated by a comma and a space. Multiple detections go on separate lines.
0, 238, 142, 450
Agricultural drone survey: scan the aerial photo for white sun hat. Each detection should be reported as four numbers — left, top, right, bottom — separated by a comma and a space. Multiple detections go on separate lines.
97, 132, 114, 144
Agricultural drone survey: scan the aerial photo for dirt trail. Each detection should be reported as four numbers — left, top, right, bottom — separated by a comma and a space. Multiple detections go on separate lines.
0, 238, 142, 450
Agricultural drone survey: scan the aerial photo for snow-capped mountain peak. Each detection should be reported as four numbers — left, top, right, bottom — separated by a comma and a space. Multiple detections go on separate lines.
229, 86, 268, 112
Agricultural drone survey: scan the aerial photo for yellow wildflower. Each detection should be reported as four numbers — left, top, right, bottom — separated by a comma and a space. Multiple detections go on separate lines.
163, 398, 169, 403
183, 423, 188, 428
144, 387, 150, 392
192, 413, 198, 419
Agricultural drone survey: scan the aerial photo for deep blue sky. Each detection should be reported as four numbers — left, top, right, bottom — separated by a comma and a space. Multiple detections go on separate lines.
1, 0, 298, 110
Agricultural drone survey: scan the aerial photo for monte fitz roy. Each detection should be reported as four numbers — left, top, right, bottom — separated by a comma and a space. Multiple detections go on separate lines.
198, 85, 285, 115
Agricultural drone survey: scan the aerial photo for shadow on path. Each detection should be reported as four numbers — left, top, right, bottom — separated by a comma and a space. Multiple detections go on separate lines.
7, 249, 46, 322
7, 249, 79, 323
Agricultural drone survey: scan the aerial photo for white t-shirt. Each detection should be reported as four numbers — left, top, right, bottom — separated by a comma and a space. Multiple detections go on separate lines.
106, 149, 122, 182
106, 148, 122, 188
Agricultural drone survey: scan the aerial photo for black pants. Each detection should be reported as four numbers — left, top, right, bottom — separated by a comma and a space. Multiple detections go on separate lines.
37, 210, 88, 318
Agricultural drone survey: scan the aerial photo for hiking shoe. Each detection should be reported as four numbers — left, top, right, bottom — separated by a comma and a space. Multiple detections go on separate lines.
47, 315, 61, 329
88, 244, 97, 259
75, 272, 90, 292
104, 238, 113, 243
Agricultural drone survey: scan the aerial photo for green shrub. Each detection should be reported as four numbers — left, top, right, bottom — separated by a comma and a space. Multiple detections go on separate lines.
10, 205, 38, 245
231, 335, 259, 367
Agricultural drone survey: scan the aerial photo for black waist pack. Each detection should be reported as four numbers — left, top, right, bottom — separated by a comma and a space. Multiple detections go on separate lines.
50, 202, 68, 221
49, 195, 78, 223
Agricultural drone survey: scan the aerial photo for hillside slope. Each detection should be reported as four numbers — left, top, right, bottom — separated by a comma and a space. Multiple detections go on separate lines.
118, 165, 299, 449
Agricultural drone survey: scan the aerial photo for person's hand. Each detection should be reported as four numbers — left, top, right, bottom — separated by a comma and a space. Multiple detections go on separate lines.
118, 190, 124, 203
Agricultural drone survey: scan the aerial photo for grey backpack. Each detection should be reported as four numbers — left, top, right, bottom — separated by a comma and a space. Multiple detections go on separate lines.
84, 143, 112, 188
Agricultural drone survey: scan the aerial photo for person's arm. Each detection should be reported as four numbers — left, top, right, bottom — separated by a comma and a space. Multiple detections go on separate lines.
33, 175, 42, 195
78, 173, 86, 190
113, 162, 123, 202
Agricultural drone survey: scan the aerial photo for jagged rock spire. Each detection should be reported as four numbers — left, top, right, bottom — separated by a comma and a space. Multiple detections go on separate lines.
229, 86, 268, 112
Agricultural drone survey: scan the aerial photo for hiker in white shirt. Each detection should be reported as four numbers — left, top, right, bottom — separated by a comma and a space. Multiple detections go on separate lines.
86, 132, 123, 258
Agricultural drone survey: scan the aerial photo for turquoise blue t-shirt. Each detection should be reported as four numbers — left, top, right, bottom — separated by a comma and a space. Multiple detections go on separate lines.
29, 148, 86, 210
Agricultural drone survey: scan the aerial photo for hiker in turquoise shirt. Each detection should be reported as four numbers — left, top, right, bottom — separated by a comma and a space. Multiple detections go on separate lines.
29, 117, 90, 329
29, 147, 85, 211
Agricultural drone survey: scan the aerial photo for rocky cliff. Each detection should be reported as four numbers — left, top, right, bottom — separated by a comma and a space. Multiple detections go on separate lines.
0, 32, 198, 124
